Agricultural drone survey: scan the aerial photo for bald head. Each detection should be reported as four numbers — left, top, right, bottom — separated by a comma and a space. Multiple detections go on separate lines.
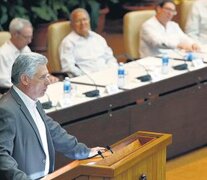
70, 8, 91, 37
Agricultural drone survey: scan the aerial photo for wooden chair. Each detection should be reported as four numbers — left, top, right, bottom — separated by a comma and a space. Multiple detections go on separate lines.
0, 31, 11, 46
179, 0, 194, 31
47, 21, 71, 72
123, 10, 155, 60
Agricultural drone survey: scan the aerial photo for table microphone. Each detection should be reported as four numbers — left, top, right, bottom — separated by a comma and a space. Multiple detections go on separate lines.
75, 64, 100, 97
173, 59, 188, 71
120, 53, 152, 82
41, 93, 53, 109
157, 43, 189, 71
156, 51, 189, 71
136, 62, 152, 82
172, 52, 190, 71
160, 46, 189, 71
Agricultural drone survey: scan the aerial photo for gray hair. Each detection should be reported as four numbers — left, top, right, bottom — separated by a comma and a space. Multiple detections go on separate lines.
9, 17, 32, 34
70, 8, 90, 22
11, 52, 48, 85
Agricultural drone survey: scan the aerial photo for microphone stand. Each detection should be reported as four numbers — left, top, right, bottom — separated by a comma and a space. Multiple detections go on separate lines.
171, 49, 190, 72
75, 64, 100, 97
41, 93, 53, 109
136, 62, 152, 82
156, 47, 189, 71
118, 53, 152, 82
97, 150, 104, 159
106, 145, 113, 154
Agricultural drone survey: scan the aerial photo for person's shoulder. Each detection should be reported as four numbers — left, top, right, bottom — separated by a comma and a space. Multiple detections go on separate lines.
169, 20, 180, 28
0, 94, 20, 125
191, 0, 204, 10
0, 41, 13, 56
168, 21, 184, 33
142, 16, 157, 28
89, 31, 98, 36
0, 41, 9, 50
0, 91, 15, 110
195, 0, 205, 6
89, 31, 105, 41
61, 31, 79, 44
23, 45, 31, 53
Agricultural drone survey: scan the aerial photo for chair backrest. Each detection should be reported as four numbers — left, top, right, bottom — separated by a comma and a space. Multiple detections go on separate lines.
123, 10, 155, 60
0, 31, 11, 46
47, 21, 71, 72
179, 0, 194, 31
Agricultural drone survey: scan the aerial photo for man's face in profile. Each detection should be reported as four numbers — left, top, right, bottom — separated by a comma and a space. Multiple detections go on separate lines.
25, 64, 50, 100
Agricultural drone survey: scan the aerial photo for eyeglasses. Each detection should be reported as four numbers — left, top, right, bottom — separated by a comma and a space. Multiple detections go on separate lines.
74, 18, 89, 25
18, 32, 33, 40
162, 7, 177, 15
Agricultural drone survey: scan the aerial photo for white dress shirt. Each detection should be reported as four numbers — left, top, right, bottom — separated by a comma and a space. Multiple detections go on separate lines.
13, 86, 50, 176
139, 16, 194, 57
59, 31, 117, 76
0, 41, 31, 87
185, 0, 207, 44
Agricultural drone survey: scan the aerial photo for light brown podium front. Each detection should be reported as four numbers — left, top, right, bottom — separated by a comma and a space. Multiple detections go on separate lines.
43, 131, 172, 180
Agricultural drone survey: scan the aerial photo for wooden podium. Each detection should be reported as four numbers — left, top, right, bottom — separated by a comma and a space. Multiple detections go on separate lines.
43, 131, 172, 180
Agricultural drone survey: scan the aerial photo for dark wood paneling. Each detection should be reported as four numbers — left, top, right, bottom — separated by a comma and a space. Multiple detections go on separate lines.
55, 106, 131, 169
49, 67, 207, 170
130, 83, 207, 158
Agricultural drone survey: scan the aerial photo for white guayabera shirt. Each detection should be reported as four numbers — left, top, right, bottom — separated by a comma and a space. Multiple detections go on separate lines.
185, 0, 207, 44
140, 16, 194, 58
0, 40, 31, 87
59, 30, 117, 76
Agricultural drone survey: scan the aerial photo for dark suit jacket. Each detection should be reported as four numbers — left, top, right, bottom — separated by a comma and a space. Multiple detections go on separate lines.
0, 87, 90, 180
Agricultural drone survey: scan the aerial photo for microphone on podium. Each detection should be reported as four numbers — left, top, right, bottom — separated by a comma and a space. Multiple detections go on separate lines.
75, 64, 100, 97
97, 150, 104, 159
106, 145, 113, 154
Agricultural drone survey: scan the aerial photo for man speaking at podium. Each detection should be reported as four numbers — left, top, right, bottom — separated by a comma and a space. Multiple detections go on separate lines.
59, 8, 117, 77
0, 52, 104, 180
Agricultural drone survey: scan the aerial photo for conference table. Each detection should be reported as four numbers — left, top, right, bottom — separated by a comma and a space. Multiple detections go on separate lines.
40, 56, 207, 169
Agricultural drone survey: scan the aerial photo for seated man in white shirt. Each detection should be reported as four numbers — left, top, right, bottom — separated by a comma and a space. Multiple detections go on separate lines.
0, 18, 58, 94
59, 8, 118, 77
185, 0, 207, 45
139, 0, 200, 58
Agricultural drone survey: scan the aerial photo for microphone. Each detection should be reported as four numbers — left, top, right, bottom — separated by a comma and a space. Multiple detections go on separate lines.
41, 93, 52, 109
106, 145, 113, 154
136, 62, 152, 82
172, 49, 189, 71
158, 44, 189, 70
75, 64, 100, 97
173, 63, 188, 70
156, 51, 189, 71
118, 53, 152, 82
97, 150, 104, 159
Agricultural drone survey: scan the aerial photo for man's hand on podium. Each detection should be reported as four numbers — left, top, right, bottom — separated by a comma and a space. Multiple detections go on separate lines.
88, 147, 106, 158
